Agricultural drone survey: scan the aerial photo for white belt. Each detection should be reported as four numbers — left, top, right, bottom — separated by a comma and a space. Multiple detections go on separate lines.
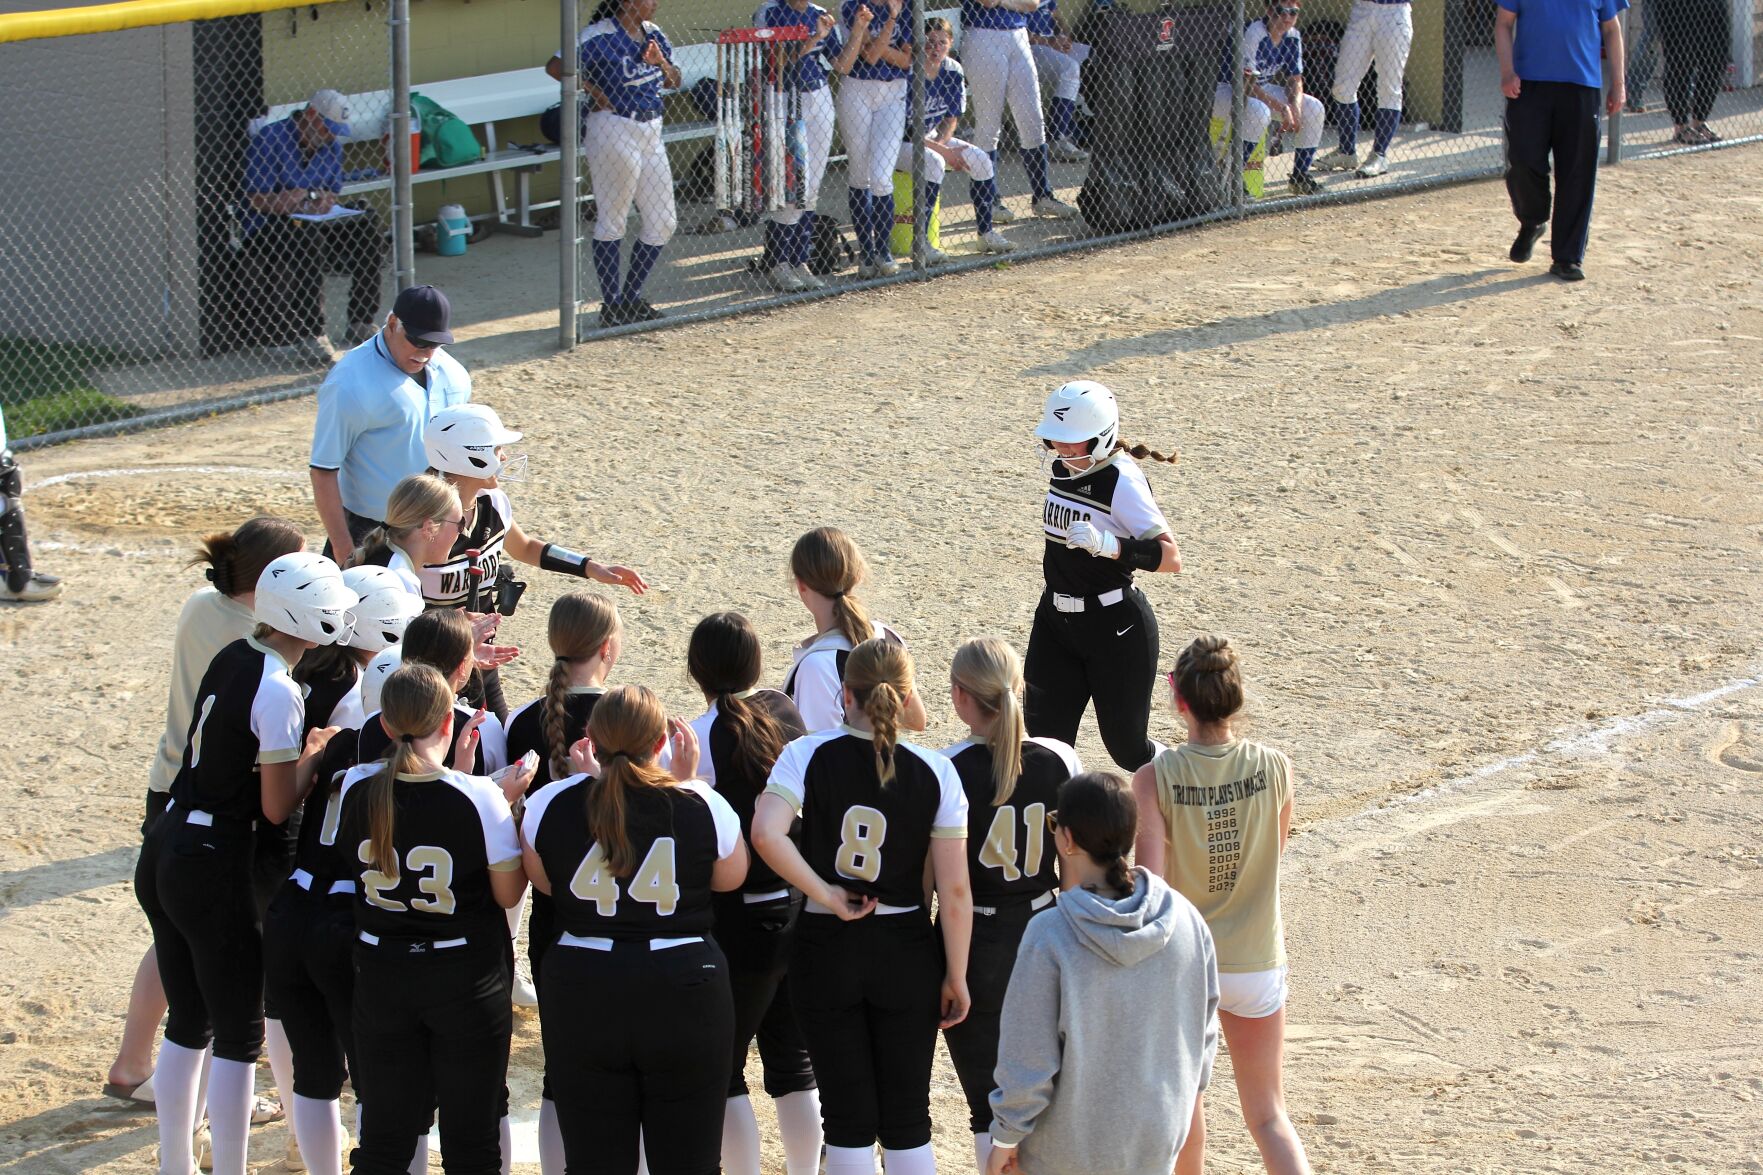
974, 889, 1056, 918
743, 889, 791, 905
557, 931, 705, 952
291, 868, 356, 896
357, 931, 468, 949
803, 898, 920, 916
1051, 588, 1125, 613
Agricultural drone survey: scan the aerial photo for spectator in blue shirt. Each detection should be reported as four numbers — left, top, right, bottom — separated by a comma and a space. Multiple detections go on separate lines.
242, 89, 388, 364
1496, 0, 1627, 282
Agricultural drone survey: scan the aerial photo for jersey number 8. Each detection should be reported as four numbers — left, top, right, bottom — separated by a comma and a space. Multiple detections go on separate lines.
359, 842, 458, 915
977, 802, 1049, 882
835, 806, 888, 885
570, 838, 681, 917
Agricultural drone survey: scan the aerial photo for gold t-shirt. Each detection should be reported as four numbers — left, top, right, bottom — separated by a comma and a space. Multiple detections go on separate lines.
1152, 739, 1292, 972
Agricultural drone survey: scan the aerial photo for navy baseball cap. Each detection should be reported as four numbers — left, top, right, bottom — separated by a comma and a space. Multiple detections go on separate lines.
393, 285, 454, 346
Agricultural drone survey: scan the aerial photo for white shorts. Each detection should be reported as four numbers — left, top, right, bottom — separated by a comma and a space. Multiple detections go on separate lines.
1216, 965, 1288, 1018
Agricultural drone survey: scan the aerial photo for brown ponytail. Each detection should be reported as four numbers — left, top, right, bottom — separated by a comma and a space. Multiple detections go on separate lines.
1112, 439, 1180, 466
1173, 634, 1243, 725
543, 591, 621, 779
951, 636, 1026, 805
189, 516, 303, 598
584, 685, 677, 877
1055, 771, 1138, 896
363, 664, 454, 875
687, 611, 787, 787
844, 638, 913, 787
790, 527, 874, 648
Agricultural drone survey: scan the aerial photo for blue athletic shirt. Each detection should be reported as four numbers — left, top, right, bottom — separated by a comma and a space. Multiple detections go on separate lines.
910, 60, 968, 134
1218, 18, 1303, 86
757, 0, 844, 90
1496, 0, 1626, 90
841, 0, 912, 81
240, 116, 344, 237
962, 0, 1027, 32
1026, 0, 1057, 38
579, 18, 676, 115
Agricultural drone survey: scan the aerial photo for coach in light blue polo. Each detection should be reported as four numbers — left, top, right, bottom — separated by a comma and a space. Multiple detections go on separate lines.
309, 285, 471, 559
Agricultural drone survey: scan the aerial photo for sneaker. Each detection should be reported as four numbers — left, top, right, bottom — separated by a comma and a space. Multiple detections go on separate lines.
1671, 124, 1699, 144
600, 302, 630, 328
1288, 171, 1323, 196
991, 201, 1016, 224
766, 263, 807, 292
874, 256, 901, 277
922, 245, 950, 266
1031, 195, 1078, 219
855, 260, 879, 279
1693, 123, 1721, 144
1314, 147, 1359, 172
282, 1136, 306, 1171
1549, 260, 1585, 282
1509, 222, 1545, 263
792, 263, 827, 289
1355, 152, 1389, 178
625, 299, 665, 322
512, 972, 539, 1008
1, 571, 62, 603
978, 229, 1017, 255
195, 1126, 213, 1172
1048, 137, 1089, 163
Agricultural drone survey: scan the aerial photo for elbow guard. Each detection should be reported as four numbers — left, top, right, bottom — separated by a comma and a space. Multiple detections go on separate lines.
1118, 537, 1164, 572
539, 543, 590, 577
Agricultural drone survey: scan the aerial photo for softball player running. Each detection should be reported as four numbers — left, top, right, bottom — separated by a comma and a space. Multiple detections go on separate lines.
1214, 0, 1326, 195
0, 403, 61, 602
959, 0, 1076, 223
898, 18, 1015, 260
937, 636, 1079, 1174
134, 552, 356, 1175
521, 685, 747, 1175
753, 638, 973, 1175
1025, 0, 1089, 163
333, 663, 532, 1175
783, 527, 925, 734
756, 0, 844, 292
1315, 0, 1410, 177
1025, 380, 1181, 772
579, 0, 683, 327
684, 612, 822, 1175
837, 0, 913, 277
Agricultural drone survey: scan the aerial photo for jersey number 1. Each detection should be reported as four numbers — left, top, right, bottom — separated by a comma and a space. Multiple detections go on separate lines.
977, 803, 1048, 882
570, 838, 680, 917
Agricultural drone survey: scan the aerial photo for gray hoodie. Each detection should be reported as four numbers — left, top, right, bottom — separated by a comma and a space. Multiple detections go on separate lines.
988, 867, 1219, 1175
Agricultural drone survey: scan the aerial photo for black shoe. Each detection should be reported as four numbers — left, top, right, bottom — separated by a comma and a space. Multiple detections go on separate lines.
1509, 223, 1546, 263
600, 302, 629, 328
1288, 171, 1323, 196
1549, 260, 1585, 282
625, 299, 665, 322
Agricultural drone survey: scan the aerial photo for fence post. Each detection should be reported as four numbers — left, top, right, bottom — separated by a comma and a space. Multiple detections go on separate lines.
909, 0, 927, 272
560, 0, 580, 348
389, 0, 415, 291
1231, 0, 1245, 216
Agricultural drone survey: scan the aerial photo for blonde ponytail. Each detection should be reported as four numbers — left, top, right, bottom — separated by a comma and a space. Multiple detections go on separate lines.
584, 685, 676, 877
845, 638, 914, 787
543, 591, 621, 779
951, 636, 1026, 805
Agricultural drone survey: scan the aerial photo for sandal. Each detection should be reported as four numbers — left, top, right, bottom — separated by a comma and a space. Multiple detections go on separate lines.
251, 1094, 285, 1125
102, 1075, 157, 1107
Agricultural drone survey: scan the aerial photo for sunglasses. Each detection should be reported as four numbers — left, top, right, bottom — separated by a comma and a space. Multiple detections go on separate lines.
432, 515, 467, 534
1273, 5, 1300, 14
1046, 810, 1060, 833
400, 325, 441, 352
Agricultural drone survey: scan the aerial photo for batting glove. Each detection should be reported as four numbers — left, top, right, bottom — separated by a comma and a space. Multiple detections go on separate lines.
1065, 520, 1120, 560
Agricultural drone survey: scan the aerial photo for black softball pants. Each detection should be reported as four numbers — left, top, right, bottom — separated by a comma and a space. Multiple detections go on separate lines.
1658, 0, 1729, 126
713, 892, 817, 1100
1024, 586, 1161, 771
262, 882, 356, 1099
133, 809, 265, 1063
540, 936, 734, 1175
790, 911, 943, 1151
350, 936, 511, 1175
1504, 82, 1602, 266
940, 894, 1049, 1135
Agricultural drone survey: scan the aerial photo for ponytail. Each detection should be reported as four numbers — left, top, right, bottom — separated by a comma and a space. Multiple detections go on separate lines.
951, 636, 1027, 805
544, 591, 621, 779
687, 612, 787, 788
364, 664, 454, 875
355, 474, 461, 569
189, 516, 303, 598
790, 527, 875, 647
1102, 849, 1134, 897
1054, 771, 1140, 897
1113, 439, 1180, 466
584, 685, 676, 876
845, 638, 914, 787
542, 656, 574, 781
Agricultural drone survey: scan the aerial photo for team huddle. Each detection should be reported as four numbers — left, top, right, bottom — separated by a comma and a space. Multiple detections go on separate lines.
122, 377, 1319, 1175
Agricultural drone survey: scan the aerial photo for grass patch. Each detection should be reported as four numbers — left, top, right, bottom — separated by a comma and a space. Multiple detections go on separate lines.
1, 338, 142, 440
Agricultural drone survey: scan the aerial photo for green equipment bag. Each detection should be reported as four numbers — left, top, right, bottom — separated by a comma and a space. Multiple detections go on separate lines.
411, 92, 483, 168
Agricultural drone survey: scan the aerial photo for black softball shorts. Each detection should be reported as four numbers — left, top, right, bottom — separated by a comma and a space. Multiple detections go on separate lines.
262, 882, 356, 1100
789, 911, 943, 1151
133, 812, 264, 1063
1024, 585, 1161, 771
940, 896, 1047, 1134
713, 892, 817, 1099
540, 936, 734, 1175
350, 936, 511, 1175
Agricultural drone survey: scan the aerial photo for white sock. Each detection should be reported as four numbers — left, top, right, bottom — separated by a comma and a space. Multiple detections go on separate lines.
265, 1019, 296, 1157
972, 1132, 994, 1174
882, 1142, 937, 1175
774, 1089, 824, 1175
825, 1143, 879, 1175
721, 1094, 762, 1175
637, 1132, 651, 1175
206, 1057, 256, 1175
152, 1041, 205, 1175
506, 890, 528, 943
539, 1098, 566, 1175
291, 1095, 344, 1175
194, 1045, 212, 1127
408, 1132, 430, 1175
500, 1114, 514, 1175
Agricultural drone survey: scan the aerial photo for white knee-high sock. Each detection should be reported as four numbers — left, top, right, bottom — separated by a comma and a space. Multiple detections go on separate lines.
153, 1041, 205, 1175
721, 1094, 762, 1175
972, 1132, 994, 1174
538, 1099, 566, 1175
882, 1142, 937, 1175
291, 1094, 344, 1175
407, 1131, 430, 1175
193, 1045, 212, 1127
264, 1020, 297, 1151
637, 1132, 651, 1175
499, 1114, 514, 1175
206, 1057, 255, 1175
774, 1089, 824, 1175
825, 1143, 879, 1175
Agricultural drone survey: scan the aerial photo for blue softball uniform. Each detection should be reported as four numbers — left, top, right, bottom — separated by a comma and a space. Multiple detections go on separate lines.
840, 0, 912, 80
962, 0, 1027, 31
756, 0, 843, 90
580, 18, 676, 116
1217, 18, 1304, 86
911, 59, 968, 134
1025, 0, 1057, 38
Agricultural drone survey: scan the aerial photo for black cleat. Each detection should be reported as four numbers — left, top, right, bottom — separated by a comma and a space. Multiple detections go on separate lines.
1549, 260, 1585, 282
1509, 223, 1546, 263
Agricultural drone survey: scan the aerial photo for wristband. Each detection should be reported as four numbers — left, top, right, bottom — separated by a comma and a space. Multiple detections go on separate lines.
539, 543, 591, 577
1118, 536, 1164, 572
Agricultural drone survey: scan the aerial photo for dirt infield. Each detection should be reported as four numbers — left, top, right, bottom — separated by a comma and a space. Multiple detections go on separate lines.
2, 146, 1760, 1173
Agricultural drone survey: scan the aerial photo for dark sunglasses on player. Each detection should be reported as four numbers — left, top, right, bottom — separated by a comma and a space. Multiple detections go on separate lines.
1273, 5, 1300, 14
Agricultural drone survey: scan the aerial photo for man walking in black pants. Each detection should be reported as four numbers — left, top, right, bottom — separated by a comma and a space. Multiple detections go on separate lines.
1496, 0, 1627, 282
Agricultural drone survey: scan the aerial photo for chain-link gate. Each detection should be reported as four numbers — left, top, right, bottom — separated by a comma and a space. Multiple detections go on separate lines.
1615, 0, 1762, 158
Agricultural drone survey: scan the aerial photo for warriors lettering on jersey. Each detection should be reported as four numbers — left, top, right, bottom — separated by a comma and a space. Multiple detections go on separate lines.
418, 487, 511, 608
1040, 452, 1171, 597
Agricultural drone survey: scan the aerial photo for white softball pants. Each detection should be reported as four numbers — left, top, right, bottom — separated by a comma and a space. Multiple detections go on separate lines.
1031, 43, 1084, 102
895, 136, 994, 185
836, 77, 908, 197
1332, 0, 1413, 108
768, 85, 837, 225
1212, 83, 1324, 150
963, 26, 1046, 151
585, 110, 677, 246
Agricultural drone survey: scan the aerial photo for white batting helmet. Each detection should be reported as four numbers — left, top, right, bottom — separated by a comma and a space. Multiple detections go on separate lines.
254, 553, 359, 646
341, 566, 423, 653
425, 404, 526, 481
360, 645, 403, 716
1035, 380, 1120, 479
